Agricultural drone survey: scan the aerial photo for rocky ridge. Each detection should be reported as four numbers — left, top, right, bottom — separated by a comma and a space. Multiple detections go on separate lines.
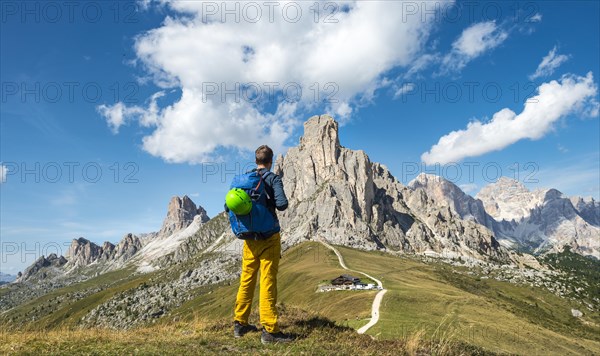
14, 254, 67, 283
275, 115, 508, 262
7, 194, 212, 314
79, 255, 239, 329
477, 178, 600, 258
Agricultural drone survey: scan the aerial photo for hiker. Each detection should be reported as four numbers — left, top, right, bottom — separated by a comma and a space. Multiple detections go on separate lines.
225, 145, 294, 344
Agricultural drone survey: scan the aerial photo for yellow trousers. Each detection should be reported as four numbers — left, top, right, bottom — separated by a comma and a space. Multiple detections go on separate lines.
234, 232, 281, 333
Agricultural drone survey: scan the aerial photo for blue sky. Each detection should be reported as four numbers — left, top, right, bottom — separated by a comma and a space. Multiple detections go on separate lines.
1, 1, 599, 274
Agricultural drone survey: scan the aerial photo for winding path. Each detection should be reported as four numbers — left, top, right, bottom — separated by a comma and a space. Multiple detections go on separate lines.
318, 240, 387, 335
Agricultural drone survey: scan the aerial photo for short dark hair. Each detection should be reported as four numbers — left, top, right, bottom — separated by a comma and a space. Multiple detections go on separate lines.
255, 145, 273, 165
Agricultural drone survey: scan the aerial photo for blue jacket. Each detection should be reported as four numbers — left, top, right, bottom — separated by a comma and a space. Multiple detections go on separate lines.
256, 167, 288, 215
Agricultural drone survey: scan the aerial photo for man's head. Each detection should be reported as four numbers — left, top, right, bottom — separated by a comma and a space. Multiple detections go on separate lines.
255, 145, 273, 169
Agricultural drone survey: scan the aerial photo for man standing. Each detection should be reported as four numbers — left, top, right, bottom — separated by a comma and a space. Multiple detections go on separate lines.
232, 145, 294, 344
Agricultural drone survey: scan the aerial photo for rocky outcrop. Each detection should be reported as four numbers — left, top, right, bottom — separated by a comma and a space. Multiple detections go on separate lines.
66, 238, 104, 267
169, 212, 230, 264
274, 115, 507, 261
275, 116, 379, 250
158, 196, 209, 237
408, 173, 496, 230
65, 234, 142, 268
80, 255, 239, 330
113, 234, 143, 262
15, 253, 67, 282
570, 196, 600, 227
99, 241, 116, 261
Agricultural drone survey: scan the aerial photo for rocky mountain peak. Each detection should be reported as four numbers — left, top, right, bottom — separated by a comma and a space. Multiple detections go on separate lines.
15, 253, 67, 282
112, 233, 142, 262
543, 188, 564, 201
76, 237, 91, 244
476, 178, 599, 258
298, 115, 341, 170
159, 195, 209, 237
409, 173, 461, 204
410, 173, 453, 191
476, 177, 544, 222
408, 173, 494, 230
275, 114, 506, 261
490, 177, 530, 193
66, 237, 103, 267
300, 114, 340, 147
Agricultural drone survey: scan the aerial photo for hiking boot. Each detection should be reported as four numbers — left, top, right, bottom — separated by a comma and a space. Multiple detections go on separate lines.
261, 329, 295, 344
233, 321, 258, 338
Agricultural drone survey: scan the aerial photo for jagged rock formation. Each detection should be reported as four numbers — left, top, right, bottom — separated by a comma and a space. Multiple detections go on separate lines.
100, 241, 116, 261
66, 238, 104, 267
274, 115, 507, 261
14, 254, 67, 283
408, 173, 496, 230
159, 196, 209, 236
113, 234, 143, 262
275, 116, 378, 250
477, 178, 600, 258
13, 196, 210, 284
570, 196, 600, 227
167, 212, 231, 264
64, 234, 143, 269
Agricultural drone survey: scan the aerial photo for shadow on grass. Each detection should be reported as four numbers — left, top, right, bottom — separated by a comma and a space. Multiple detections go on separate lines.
205, 304, 356, 341
289, 315, 356, 340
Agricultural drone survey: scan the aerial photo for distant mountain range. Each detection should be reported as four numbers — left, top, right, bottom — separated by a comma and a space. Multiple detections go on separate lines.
10, 114, 599, 287
411, 173, 599, 258
2, 114, 598, 335
0, 272, 17, 284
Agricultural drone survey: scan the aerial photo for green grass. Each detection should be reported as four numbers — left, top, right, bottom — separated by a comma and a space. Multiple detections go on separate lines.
3, 241, 599, 355
331, 245, 600, 355
0, 266, 155, 330
161, 243, 375, 330
1, 306, 492, 355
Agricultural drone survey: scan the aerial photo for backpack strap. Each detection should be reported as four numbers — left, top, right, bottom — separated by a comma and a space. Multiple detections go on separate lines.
254, 175, 263, 191
261, 169, 273, 180
257, 168, 273, 200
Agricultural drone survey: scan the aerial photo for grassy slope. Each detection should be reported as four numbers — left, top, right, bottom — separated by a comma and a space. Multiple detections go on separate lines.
0, 242, 490, 355
1, 306, 491, 355
2, 241, 599, 355
1, 266, 150, 330
1, 250, 228, 330
161, 242, 375, 330
332, 245, 600, 355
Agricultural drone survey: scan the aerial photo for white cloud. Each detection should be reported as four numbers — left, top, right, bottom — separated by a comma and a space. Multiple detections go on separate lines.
97, 92, 164, 134
0, 164, 7, 183
422, 72, 599, 164
528, 13, 542, 23
99, 0, 452, 163
441, 21, 508, 73
393, 82, 417, 99
403, 53, 439, 79
529, 46, 570, 80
